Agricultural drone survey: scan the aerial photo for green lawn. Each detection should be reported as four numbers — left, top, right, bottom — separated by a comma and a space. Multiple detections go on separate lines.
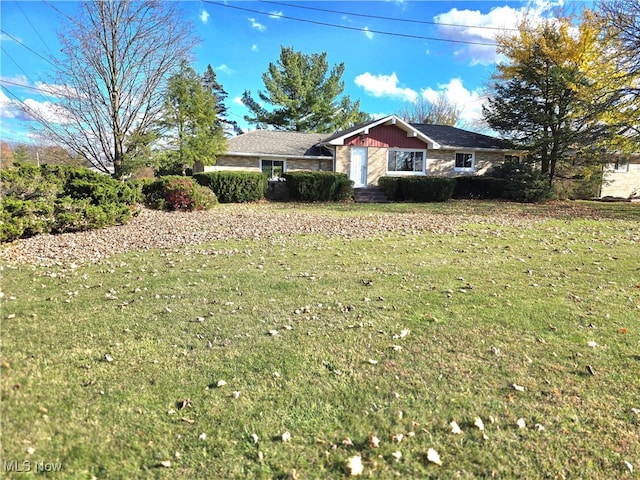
1, 201, 639, 479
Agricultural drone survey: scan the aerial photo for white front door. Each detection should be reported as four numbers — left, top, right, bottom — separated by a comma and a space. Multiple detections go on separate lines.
350, 147, 368, 187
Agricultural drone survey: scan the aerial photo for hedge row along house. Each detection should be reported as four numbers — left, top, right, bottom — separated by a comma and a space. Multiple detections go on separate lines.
193, 114, 639, 199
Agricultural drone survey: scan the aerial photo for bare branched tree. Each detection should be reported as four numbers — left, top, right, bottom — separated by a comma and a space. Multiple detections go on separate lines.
22, 1, 198, 178
398, 93, 462, 126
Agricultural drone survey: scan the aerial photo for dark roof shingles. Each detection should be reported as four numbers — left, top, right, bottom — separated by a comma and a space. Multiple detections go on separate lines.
227, 130, 330, 157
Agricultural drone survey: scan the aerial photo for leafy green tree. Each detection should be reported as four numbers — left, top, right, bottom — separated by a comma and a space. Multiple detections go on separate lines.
160, 61, 227, 173
483, 10, 633, 183
242, 46, 370, 133
12, 145, 34, 164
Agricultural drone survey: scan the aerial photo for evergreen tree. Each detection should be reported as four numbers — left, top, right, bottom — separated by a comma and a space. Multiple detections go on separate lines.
242, 46, 369, 133
160, 61, 226, 172
202, 65, 242, 136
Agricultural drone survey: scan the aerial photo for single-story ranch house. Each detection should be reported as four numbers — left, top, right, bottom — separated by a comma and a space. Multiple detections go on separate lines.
194, 114, 639, 199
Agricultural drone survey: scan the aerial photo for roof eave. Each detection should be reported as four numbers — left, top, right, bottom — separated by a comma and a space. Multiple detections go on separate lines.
224, 151, 333, 160
322, 114, 442, 149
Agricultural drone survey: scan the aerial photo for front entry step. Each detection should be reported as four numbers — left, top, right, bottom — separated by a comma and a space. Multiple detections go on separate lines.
353, 187, 389, 203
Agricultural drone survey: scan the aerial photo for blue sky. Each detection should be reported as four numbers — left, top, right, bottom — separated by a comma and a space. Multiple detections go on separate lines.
1, 0, 588, 144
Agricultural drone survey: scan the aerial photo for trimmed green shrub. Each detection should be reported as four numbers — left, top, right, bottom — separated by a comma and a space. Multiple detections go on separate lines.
378, 176, 401, 201
378, 176, 455, 202
452, 176, 507, 199
144, 176, 217, 211
400, 177, 455, 202
0, 198, 55, 242
282, 171, 354, 202
1, 163, 141, 242
193, 171, 267, 203
488, 162, 552, 203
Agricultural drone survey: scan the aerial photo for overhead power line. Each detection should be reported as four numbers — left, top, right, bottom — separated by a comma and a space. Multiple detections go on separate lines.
258, 0, 520, 32
203, 1, 498, 47
0, 29, 57, 67
1, 47, 39, 86
0, 78, 54, 95
14, 1, 53, 56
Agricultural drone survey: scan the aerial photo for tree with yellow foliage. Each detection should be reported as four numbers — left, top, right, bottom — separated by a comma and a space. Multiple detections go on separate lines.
483, 9, 637, 184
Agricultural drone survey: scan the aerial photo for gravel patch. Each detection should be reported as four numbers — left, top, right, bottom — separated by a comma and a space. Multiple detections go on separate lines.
0, 206, 539, 266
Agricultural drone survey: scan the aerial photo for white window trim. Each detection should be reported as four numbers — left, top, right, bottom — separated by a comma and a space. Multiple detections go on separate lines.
454, 152, 475, 172
386, 148, 427, 175
261, 158, 287, 179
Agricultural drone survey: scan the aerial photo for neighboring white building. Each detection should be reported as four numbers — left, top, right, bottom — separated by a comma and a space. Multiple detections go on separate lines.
600, 154, 640, 199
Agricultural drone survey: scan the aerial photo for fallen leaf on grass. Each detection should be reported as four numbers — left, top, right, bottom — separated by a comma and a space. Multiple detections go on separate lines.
427, 448, 442, 466
104, 354, 114, 362
391, 433, 404, 443
516, 418, 526, 429
368, 433, 381, 448
393, 329, 410, 339
391, 451, 402, 461
199, 432, 207, 440
281, 431, 291, 442
345, 455, 364, 476
512, 383, 525, 392
450, 421, 463, 434
474, 417, 485, 431
624, 461, 633, 473
216, 380, 227, 387
268, 330, 279, 336
367, 359, 379, 365
587, 340, 598, 348
158, 460, 171, 468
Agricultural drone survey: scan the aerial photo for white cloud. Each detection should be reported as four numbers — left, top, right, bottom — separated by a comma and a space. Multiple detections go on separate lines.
23, 98, 73, 125
251, 44, 259, 52
420, 78, 484, 125
0, 74, 30, 88
269, 11, 283, 19
248, 17, 266, 32
233, 96, 244, 106
216, 64, 235, 75
199, 9, 210, 24
0, 89, 19, 119
354, 72, 417, 102
34, 81, 80, 100
363, 27, 374, 40
433, 1, 559, 65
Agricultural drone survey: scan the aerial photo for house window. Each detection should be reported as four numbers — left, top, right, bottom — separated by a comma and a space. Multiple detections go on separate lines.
504, 155, 520, 163
387, 150, 425, 174
261, 159, 285, 179
455, 152, 474, 171
614, 157, 629, 172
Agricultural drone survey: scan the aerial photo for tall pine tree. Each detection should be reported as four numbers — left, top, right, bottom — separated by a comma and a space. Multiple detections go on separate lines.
202, 65, 242, 136
242, 46, 369, 133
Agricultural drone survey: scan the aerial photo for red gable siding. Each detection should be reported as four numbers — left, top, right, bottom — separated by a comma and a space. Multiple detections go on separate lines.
344, 124, 427, 149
